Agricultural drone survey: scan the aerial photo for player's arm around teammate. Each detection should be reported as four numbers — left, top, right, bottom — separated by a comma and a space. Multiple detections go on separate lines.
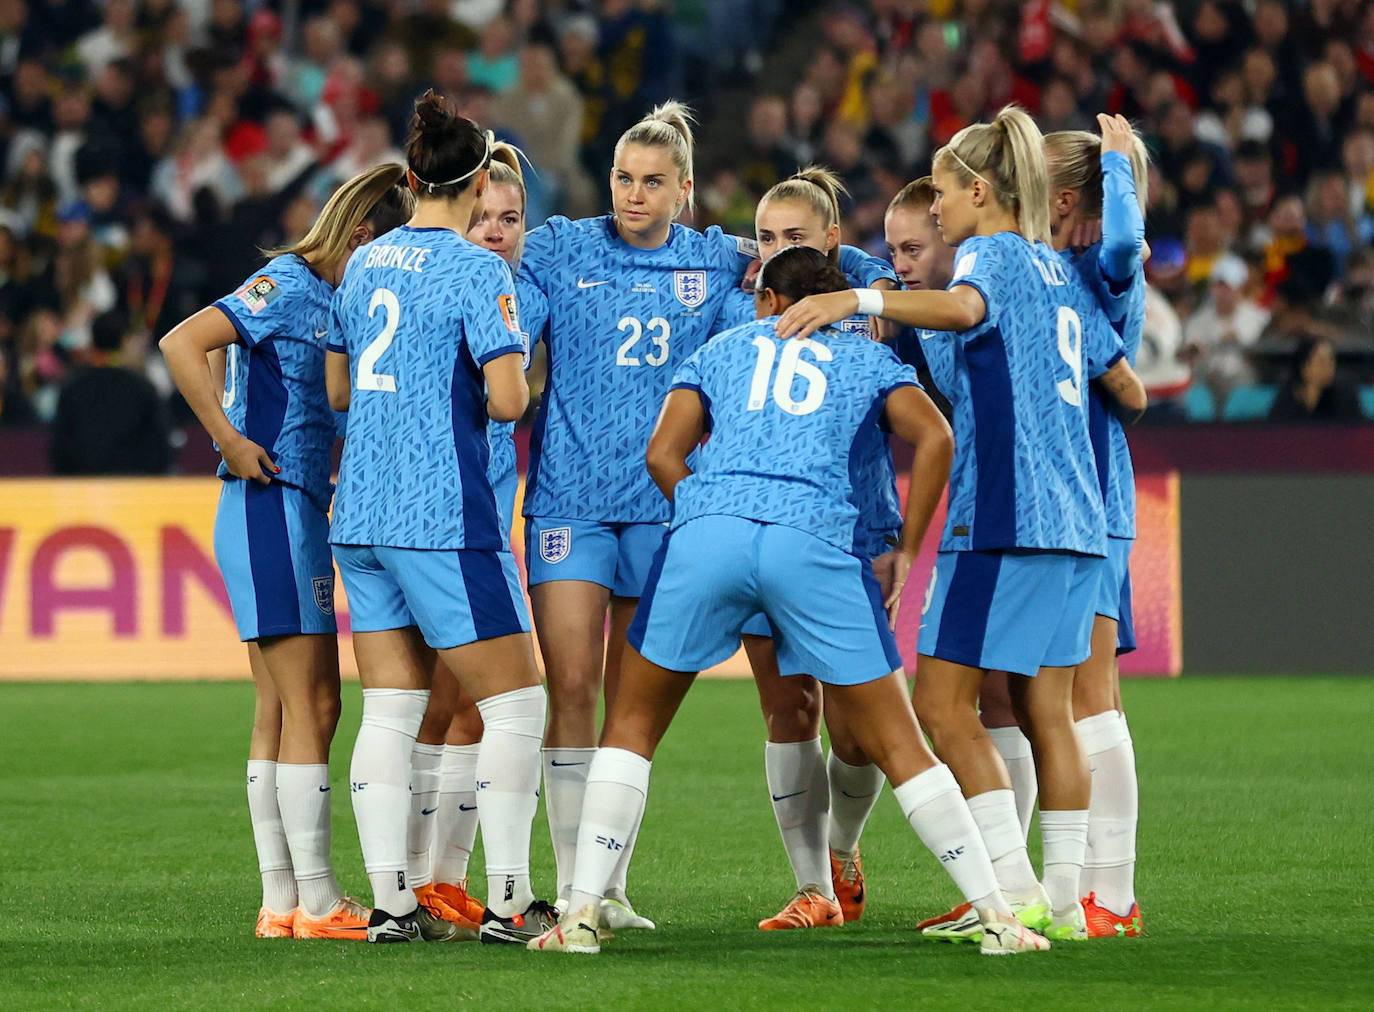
513, 102, 752, 926
326, 92, 551, 945
530, 247, 1046, 956
160, 165, 414, 939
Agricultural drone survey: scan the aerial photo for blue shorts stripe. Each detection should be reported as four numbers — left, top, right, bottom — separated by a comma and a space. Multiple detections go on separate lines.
965, 328, 1017, 547
860, 563, 904, 673
457, 549, 522, 641
244, 481, 302, 636
626, 534, 671, 654
935, 551, 1001, 665
451, 350, 502, 548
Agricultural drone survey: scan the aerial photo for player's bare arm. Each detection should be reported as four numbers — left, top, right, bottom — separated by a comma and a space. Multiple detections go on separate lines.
645, 388, 706, 500
325, 349, 351, 412
1097, 358, 1148, 424
775, 284, 985, 341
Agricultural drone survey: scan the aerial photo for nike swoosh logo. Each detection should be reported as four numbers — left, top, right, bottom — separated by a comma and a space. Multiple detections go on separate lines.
550, 760, 586, 767
577, 278, 609, 288
771, 790, 807, 802
420, 806, 437, 815
314, 329, 328, 338
458, 803, 477, 811
318, 785, 331, 792
839, 790, 879, 799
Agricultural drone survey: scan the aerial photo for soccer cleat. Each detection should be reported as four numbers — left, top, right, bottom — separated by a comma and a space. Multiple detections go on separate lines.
254, 906, 296, 938
432, 880, 487, 926
1082, 892, 1144, 938
599, 896, 656, 931
478, 899, 561, 945
1008, 883, 1053, 933
1046, 901, 1088, 941
979, 910, 1052, 955
758, 887, 843, 930
367, 904, 469, 943
527, 904, 602, 955
415, 884, 480, 930
292, 896, 371, 940
830, 849, 866, 922
918, 901, 981, 942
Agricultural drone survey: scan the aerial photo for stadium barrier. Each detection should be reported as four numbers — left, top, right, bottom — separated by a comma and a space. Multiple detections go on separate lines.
0, 475, 1182, 680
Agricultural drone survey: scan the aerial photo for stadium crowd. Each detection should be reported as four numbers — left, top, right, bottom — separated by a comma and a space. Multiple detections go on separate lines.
0, 0, 1370, 469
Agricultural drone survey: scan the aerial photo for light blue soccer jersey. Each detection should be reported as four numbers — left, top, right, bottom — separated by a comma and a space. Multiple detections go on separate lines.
935, 231, 1116, 557
328, 225, 527, 550
212, 255, 337, 512
668, 317, 919, 554
716, 245, 903, 545
1066, 151, 1147, 540
519, 215, 755, 523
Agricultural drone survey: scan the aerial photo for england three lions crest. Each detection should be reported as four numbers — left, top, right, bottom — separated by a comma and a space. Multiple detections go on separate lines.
312, 576, 335, 615
674, 270, 707, 309
540, 526, 572, 564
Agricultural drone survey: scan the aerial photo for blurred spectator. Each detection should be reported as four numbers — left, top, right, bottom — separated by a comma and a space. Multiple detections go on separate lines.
735, 94, 794, 198
151, 116, 242, 223
1291, 61, 1351, 183
1268, 336, 1363, 422
30, 201, 117, 351
262, 109, 317, 194
14, 306, 66, 421
75, 0, 138, 78
1136, 283, 1192, 423
116, 202, 204, 349
49, 306, 173, 474
467, 14, 519, 94
1305, 169, 1374, 275
1260, 195, 1336, 306
1183, 255, 1271, 405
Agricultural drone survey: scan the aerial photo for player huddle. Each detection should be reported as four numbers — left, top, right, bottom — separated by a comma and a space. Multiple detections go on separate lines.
161, 87, 1149, 956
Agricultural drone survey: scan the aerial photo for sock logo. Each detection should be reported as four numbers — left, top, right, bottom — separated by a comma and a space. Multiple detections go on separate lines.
351, 782, 368, 792
476, 780, 491, 790
420, 806, 438, 816
938, 845, 965, 864
318, 785, 331, 793
595, 835, 624, 852
247, 775, 258, 784
458, 803, 478, 812
504, 877, 515, 902
397, 872, 406, 890
771, 789, 807, 802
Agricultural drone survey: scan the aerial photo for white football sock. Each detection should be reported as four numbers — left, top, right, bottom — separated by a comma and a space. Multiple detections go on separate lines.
966, 788, 1041, 898
475, 685, 546, 917
406, 742, 445, 889
432, 743, 481, 885
350, 688, 429, 916
246, 760, 297, 912
1077, 710, 1138, 912
567, 747, 651, 914
543, 746, 595, 902
986, 725, 1037, 841
826, 750, 885, 856
274, 762, 343, 917
765, 739, 832, 896
893, 764, 1009, 916
1040, 808, 1089, 914
604, 794, 644, 903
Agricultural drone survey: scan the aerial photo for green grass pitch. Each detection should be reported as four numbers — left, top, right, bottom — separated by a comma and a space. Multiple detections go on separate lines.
2, 676, 1372, 1009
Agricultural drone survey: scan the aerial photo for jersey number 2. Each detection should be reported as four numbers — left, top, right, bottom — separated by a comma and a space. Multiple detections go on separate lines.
748, 336, 830, 415
357, 288, 400, 392
615, 316, 670, 367
1056, 306, 1083, 407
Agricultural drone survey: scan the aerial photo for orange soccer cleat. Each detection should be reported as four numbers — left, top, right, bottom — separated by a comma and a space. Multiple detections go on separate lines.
255, 906, 296, 938
758, 888, 844, 930
432, 880, 487, 925
415, 883, 481, 931
292, 896, 372, 940
830, 849, 866, 923
1082, 892, 1144, 938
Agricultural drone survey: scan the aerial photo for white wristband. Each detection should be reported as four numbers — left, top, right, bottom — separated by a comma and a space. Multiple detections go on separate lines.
854, 288, 885, 317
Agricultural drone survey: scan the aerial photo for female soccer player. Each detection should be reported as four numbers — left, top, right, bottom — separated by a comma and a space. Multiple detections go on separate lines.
406, 139, 550, 931
517, 101, 755, 927
326, 91, 552, 944
776, 106, 1147, 942
724, 166, 902, 930
1043, 113, 1150, 938
160, 165, 413, 939
530, 246, 1046, 957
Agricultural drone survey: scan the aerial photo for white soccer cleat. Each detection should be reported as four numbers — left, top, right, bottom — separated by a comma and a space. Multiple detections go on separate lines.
527, 904, 601, 954
1045, 901, 1089, 941
979, 909, 1052, 955
599, 896, 655, 930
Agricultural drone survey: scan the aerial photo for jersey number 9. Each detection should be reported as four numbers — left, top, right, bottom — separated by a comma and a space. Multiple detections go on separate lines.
1056, 306, 1083, 407
748, 336, 831, 416
616, 316, 670, 367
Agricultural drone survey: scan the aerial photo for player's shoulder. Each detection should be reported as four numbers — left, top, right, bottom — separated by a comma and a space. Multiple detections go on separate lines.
225, 254, 318, 318
693, 223, 758, 261
701, 316, 767, 354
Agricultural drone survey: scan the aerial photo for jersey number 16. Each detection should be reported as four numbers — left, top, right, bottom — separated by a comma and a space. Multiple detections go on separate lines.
748, 336, 830, 416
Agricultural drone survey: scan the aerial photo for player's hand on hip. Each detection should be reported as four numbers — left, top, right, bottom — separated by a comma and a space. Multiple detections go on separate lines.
872, 549, 914, 631
222, 434, 280, 484
775, 291, 857, 341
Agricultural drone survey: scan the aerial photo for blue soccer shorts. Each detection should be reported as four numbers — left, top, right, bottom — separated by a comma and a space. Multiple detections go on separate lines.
917, 548, 1102, 676
214, 478, 337, 642
332, 543, 530, 650
524, 515, 666, 597
629, 516, 903, 685
1095, 536, 1136, 654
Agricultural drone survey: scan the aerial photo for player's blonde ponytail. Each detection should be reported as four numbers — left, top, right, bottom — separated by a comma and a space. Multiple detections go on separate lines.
935, 105, 1052, 244
616, 100, 696, 213
1044, 127, 1150, 218
760, 166, 849, 264
267, 163, 413, 267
